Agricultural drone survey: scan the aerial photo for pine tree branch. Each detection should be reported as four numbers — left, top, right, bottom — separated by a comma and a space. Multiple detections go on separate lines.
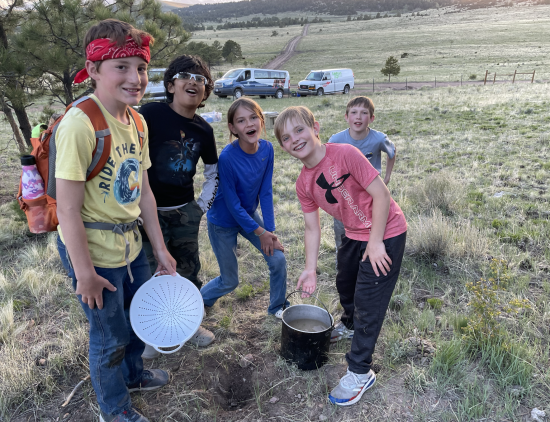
36, 5, 83, 57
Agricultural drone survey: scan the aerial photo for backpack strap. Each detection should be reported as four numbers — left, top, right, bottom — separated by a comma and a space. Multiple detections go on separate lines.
71, 96, 112, 181
128, 107, 145, 149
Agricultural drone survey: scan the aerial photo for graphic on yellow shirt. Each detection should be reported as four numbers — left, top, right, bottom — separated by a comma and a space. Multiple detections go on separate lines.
114, 158, 141, 204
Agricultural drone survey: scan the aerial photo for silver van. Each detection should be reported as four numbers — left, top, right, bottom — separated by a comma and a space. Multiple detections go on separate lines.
214, 68, 290, 99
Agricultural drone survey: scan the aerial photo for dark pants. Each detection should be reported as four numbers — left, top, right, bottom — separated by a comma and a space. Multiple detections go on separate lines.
336, 231, 407, 374
140, 200, 204, 289
57, 237, 148, 416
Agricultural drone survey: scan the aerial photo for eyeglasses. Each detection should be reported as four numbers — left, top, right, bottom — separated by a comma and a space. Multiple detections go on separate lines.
173, 72, 209, 85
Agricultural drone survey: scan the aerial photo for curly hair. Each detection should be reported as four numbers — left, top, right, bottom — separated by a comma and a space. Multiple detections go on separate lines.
163, 55, 213, 108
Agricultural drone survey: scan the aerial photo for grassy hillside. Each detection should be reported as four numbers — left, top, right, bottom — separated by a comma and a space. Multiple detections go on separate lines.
192, 4, 550, 84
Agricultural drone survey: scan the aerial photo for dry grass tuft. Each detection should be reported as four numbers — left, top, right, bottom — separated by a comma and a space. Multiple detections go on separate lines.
407, 209, 489, 262
407, 171, 465, 214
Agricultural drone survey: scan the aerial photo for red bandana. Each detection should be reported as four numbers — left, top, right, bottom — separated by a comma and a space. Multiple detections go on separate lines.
74, 36, 151, 84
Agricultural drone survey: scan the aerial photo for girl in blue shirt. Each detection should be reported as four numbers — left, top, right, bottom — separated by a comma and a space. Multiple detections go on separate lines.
201, 98, 288, 318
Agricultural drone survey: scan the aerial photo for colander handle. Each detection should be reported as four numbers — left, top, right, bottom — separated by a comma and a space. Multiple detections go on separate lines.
283, 290, 334, 329
153, 343, 185, 354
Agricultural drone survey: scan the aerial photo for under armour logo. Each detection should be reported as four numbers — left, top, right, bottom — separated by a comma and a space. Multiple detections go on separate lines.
316, 172, 350, 204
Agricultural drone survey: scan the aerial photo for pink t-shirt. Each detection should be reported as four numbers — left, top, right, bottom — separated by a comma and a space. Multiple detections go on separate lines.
296, 143, 407, 242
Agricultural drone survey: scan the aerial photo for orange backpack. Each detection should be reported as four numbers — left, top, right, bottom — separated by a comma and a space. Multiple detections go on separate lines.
17, 96, 144, 234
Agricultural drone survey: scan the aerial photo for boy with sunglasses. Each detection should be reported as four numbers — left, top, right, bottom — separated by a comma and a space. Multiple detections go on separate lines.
138, 55, 219, 358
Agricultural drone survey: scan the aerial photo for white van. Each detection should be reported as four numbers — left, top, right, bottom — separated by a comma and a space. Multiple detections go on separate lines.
214, 68, 290, 99
145, 68, 166, 98
297, 68, 354, 96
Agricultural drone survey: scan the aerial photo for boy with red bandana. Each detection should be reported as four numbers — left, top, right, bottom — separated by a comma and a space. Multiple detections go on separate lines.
274, 106, 407, 406
55, 19, 176, 422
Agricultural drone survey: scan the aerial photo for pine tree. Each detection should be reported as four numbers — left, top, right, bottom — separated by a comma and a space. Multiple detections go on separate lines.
16, 0, 191, 106
381, 56, 401, 82
0, 0, 34, 147
222, 40, 242, 64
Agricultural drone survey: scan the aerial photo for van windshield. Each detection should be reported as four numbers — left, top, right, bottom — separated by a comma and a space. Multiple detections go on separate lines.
305, 72, 323, 81
223, 69, 244, 79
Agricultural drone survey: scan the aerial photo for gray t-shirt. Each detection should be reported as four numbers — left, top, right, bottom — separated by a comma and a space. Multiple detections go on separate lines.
328, 128, 395, 174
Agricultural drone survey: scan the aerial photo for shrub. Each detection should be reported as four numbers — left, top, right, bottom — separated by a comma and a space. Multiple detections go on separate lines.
427, 298, 443, 310
235, 283, 255, 300
408, 209, 489, 262
464, 259, 530, 342
469, 74, 477, 80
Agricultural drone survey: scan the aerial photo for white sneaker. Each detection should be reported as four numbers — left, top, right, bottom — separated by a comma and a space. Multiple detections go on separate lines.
142, 344, 160, 360
273, 309, 284, 320
330, 321, 354, 343
328, 369, 376, 406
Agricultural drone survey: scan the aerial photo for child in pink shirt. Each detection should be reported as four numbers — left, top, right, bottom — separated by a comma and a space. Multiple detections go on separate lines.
274, 106, 407, 407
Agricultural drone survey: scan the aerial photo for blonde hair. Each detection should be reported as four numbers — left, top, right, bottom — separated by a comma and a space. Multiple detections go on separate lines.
227, 98, 265, 143
274, 106, 317, 146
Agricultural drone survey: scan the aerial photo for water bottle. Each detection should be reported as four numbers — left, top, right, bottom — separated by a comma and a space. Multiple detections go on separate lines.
21, 155, 45, 199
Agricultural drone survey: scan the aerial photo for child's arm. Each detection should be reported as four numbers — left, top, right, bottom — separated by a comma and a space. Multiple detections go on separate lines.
196, 163, 218, 213
383, 146, 396, 185
57, 179, 117, 310
296, 210, 321, 298
139, 171, 177, 275
363, 177, 392, 276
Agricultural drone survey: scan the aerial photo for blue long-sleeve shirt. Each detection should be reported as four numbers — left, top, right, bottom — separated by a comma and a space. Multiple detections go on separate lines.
207, 139, 275, 233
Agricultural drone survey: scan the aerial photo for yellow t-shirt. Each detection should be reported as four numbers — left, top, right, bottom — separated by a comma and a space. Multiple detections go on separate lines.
55, 94, 151, 268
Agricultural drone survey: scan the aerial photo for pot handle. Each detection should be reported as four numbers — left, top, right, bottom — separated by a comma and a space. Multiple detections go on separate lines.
283, 290, 334, 329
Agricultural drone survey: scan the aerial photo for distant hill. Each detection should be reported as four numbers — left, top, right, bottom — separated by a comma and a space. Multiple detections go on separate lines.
175, 0, 541, 23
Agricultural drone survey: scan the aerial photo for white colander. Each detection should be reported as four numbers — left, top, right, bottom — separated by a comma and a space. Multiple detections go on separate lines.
130, 273, 204, 354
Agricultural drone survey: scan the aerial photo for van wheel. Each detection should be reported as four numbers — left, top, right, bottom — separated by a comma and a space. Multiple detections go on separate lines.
219, 95, 227, 98
260, 95, 266, 99
343, 85, 350, 94
316, 88, 324, 96
275, 89, 284, 99
234, 89, 243, 99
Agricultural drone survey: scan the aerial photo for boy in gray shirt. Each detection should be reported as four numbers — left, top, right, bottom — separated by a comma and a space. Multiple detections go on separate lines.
328, 96, 396, 255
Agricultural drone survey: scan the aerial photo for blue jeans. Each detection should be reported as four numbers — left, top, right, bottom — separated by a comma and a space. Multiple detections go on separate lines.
201, 211, 289, 314
57, 236, 149, 416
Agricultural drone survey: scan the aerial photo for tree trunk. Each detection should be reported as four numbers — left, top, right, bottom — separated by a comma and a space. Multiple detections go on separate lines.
0, 95, 26, 153
63, 70, 74, 105
11, 97, 32, 147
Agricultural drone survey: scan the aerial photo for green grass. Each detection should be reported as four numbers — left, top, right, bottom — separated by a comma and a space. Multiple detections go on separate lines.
1, 6, 550, 420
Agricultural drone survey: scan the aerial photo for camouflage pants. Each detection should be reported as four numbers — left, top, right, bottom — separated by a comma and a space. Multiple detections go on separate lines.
140, 200, 204, 289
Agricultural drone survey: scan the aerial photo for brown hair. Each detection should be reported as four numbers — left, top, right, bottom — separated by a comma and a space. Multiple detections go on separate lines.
83, 19, 154, 89
274, 106, 317, 146
345, 96, 375, 116
227, 98, 265, 143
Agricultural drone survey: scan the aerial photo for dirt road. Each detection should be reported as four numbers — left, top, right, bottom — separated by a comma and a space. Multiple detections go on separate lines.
264, 24, 309, 70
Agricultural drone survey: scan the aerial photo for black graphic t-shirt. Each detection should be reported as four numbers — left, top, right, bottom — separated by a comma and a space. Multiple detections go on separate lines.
139, 102, 219, 207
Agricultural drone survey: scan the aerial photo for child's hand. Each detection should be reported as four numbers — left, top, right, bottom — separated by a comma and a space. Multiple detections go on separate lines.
297, 269, 317, 298
153, 247, 177, 276
363, 240, 392, 277
75, 272, 117, 310
260, 231, 278, 256
383, 175, 391, 185
273, 238, 285, 253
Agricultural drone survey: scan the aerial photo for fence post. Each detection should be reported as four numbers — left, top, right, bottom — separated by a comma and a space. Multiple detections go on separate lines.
512, 69, 517, 84
531, 70, 535, 83
484, 70, 488, 85
493, 72, 497, 84
373, 78, 374, 93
